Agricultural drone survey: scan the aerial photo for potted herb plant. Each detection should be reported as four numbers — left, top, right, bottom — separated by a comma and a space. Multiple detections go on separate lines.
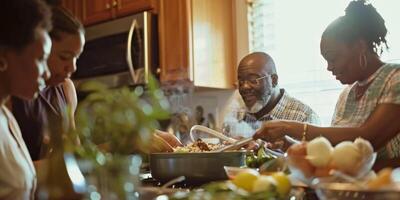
68, 76, 170, 199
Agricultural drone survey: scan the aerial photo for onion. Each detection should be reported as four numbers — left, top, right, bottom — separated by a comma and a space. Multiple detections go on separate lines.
306, 137, 333, 167
331, 141, 362, 175
354, 137, 374, 160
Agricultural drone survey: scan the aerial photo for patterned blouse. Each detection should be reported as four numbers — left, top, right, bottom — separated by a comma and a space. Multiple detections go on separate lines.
332, 63, 400, 159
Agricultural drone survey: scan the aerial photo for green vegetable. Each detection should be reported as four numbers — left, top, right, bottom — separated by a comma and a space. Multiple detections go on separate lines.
246, 147, 277, 168
257, 146, 269, 159
245, 154, 258, 168
257, 156, 272, 167
256, 147, 267, 166
169, 181, 280, 200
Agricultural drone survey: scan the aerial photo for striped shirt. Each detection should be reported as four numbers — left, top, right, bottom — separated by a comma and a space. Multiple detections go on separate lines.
332, 63, 400, 159
226, 89, 320, 138
244, 89, 320, 129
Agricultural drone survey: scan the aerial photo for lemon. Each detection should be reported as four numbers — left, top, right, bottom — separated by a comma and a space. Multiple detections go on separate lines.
231, 170, 259, 191
252, 175, 276, 192
271, 172, 291, 197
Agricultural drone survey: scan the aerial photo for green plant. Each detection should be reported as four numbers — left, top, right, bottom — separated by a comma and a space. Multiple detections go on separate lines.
69, 76, 170, 163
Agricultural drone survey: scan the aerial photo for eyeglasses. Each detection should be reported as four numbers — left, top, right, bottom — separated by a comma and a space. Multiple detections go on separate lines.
237, 75, 269, 86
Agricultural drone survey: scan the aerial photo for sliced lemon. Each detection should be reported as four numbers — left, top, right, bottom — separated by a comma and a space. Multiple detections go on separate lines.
231, 170, 259, 191
252, 175, 276, 192
271, 172, 291, 197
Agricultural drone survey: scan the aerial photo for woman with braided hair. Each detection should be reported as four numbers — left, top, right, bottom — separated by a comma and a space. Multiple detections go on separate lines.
254, 0, 400, 169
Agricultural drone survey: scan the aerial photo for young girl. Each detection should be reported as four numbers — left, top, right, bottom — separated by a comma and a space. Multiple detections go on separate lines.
12, 6, 85, 161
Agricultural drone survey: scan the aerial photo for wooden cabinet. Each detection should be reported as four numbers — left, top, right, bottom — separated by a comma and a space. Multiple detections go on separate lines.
61, 0, 83, 21
62, 0, 158, 26
158, 0, 192, 83
116, 0, 157, 17
159, 0, 236, 89
82, 0, 114, 26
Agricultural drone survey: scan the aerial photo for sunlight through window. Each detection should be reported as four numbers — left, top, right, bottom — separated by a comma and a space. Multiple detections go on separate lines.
248, 0, 400, 125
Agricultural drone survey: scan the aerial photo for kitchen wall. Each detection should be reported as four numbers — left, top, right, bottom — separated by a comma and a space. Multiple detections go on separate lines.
234, 0, 250, 64
184, 0, 250, 130
190, 89, 238, 130
163, 87, 238, 129
159, 0, 250, 137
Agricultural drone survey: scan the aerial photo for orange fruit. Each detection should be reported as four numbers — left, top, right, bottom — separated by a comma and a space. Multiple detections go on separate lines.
367, 168, 393, 189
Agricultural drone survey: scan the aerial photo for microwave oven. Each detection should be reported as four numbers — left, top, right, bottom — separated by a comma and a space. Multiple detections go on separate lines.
72, 11, 159, 88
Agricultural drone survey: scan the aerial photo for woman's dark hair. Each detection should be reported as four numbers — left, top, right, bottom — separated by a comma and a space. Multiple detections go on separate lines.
0, 0, 52, 50
49, 6, 84, 41
322, 0, 388, 55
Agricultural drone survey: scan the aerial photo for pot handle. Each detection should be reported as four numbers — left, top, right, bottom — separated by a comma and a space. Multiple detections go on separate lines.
190, 125, 237, 143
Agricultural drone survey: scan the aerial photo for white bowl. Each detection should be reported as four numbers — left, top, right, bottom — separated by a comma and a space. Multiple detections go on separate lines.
287, 153, 377, 186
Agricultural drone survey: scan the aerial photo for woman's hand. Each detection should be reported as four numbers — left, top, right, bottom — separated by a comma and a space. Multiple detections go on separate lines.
253, 120, 303, 142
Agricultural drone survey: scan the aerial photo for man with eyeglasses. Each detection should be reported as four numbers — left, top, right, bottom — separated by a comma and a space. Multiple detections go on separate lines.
229, 52, 320, 147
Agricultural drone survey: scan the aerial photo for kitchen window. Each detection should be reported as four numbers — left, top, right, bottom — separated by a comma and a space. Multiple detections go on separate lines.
248, 0, 400, 125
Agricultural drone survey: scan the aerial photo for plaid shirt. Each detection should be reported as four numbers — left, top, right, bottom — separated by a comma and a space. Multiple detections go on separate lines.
243, 89, 321, 132
332, 63, 400, 159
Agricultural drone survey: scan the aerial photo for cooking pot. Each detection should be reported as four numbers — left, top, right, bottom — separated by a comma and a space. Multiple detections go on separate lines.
150, 151, 246, 183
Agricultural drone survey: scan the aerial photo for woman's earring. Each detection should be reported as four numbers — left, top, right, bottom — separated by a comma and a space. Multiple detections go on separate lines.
359, 53, 367, 70
0, 58, 8, 72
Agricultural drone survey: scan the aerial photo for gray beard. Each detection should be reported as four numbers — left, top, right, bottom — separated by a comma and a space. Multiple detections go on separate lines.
246, 94, 271, 114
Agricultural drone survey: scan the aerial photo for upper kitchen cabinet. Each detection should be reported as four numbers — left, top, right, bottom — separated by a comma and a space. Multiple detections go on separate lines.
61, 0, 84, 21
158, 0, 192, 84
159, 0, 236, 89
116, 0, 158, 17
82, 0, 114, 26
62, 0, 158, 26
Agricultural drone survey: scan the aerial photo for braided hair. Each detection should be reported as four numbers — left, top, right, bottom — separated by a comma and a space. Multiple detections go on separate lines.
322, 0, 388, 55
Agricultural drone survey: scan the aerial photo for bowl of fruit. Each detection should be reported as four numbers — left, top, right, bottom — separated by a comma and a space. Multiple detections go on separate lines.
286, 137, 376, 185
169, 169, 293, 200
228, 168, 292, 199
313, 168, 400, 200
